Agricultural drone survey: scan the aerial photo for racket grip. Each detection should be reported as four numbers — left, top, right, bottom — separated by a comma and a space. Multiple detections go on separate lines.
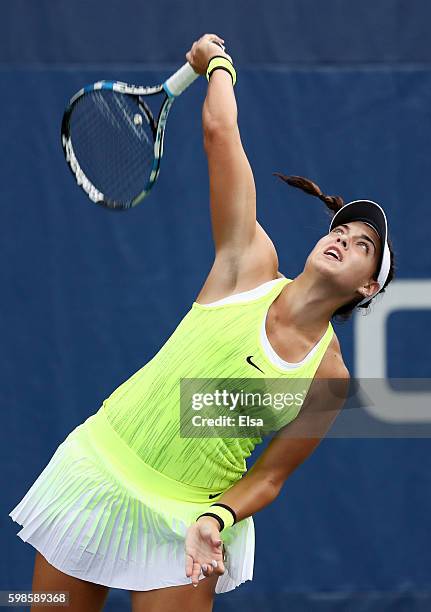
164, 63, 200, 97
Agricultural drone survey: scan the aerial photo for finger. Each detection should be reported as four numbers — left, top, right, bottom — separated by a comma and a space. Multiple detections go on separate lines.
211, 556, 226, 575
202, 563, 214, 577
185, 553, 194, 578
209, 41, 225, 51
203, 35, 225, 49
204, 33, 225, 43
191, 561, 201, 587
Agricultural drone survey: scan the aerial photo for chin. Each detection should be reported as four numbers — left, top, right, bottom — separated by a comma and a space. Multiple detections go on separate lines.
311, 257, 356, 294
312, 255, 343, 280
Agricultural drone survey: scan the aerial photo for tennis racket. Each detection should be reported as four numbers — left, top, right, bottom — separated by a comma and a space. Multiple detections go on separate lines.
61, 62, 199, 210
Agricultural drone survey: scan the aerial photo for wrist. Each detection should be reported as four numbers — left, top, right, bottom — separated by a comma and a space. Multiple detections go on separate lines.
207, 50, 233, 64
196, 514, 222, 532
206, 56, 236, 87
196, 503, 237, 532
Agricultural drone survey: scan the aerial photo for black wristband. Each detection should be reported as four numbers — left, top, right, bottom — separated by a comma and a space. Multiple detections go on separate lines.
210, 502, 237, 525
196, 512, 224, 532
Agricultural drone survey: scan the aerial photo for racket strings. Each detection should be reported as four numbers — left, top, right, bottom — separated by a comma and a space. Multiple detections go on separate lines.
69, 91, 156, 206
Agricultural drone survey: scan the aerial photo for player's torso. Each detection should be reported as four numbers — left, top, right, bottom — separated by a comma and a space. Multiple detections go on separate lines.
100, 277, 335, 490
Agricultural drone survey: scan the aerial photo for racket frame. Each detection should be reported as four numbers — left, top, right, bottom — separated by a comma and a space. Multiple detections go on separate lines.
61, 63, 198, 210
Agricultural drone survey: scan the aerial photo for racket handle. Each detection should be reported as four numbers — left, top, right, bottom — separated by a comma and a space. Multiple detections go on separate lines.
164, 63, 200, 97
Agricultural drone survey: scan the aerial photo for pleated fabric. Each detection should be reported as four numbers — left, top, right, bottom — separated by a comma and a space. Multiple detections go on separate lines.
9, 409, 254, 593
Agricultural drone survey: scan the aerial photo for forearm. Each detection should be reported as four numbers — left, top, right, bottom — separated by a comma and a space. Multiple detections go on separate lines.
199, 470, 280, 532
197, 438, 320, 531
202, 70, 238, 134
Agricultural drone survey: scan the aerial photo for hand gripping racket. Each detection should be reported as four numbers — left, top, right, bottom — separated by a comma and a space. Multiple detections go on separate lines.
61, 63, 199, 210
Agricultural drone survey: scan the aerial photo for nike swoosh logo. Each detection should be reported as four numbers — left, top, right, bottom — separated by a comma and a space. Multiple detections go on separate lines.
246, 355, 265, 374
208, 492, 222, 499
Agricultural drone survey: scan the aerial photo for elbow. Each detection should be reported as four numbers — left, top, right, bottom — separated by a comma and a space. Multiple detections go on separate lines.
203, 116, 238, 147
251, 470, 284, 502
265, 476, 284, 499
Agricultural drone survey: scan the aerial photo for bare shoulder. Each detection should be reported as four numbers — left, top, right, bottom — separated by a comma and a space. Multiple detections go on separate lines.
245, 328, 350, 488
286, 330, 350, 438
246, 329, 350, 487
315, 331, 350, 380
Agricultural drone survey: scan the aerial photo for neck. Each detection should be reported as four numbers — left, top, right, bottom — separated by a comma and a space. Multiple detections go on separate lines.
275, 273, 343, 336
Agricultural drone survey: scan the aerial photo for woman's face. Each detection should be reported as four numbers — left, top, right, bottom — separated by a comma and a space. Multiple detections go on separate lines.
307, 220, 383, 302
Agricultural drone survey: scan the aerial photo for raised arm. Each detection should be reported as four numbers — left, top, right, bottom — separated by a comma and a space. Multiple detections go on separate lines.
186, 35, 278, 300
202, 62, 256, 259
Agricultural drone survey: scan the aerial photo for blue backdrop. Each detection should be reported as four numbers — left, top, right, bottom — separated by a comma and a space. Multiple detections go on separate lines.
2, 2, 430, 610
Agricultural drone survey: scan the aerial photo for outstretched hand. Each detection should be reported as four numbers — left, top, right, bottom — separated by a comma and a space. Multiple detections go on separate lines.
185, 517, 226, 587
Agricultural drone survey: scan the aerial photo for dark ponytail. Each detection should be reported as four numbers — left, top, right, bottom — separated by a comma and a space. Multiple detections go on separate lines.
273, 173, 344, 214
273, 173, 396, 322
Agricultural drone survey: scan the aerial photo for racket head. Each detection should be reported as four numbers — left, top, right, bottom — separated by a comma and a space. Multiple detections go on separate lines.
61, 80, 172, 210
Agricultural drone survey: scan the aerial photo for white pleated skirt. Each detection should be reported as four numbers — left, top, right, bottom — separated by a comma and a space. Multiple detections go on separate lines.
9, 407, 255, 593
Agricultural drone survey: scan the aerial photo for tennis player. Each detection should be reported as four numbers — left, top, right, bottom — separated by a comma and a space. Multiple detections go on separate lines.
9, 33, 395, 612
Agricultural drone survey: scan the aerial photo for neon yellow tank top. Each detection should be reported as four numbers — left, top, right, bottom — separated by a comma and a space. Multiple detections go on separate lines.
102, 278, 334, 491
